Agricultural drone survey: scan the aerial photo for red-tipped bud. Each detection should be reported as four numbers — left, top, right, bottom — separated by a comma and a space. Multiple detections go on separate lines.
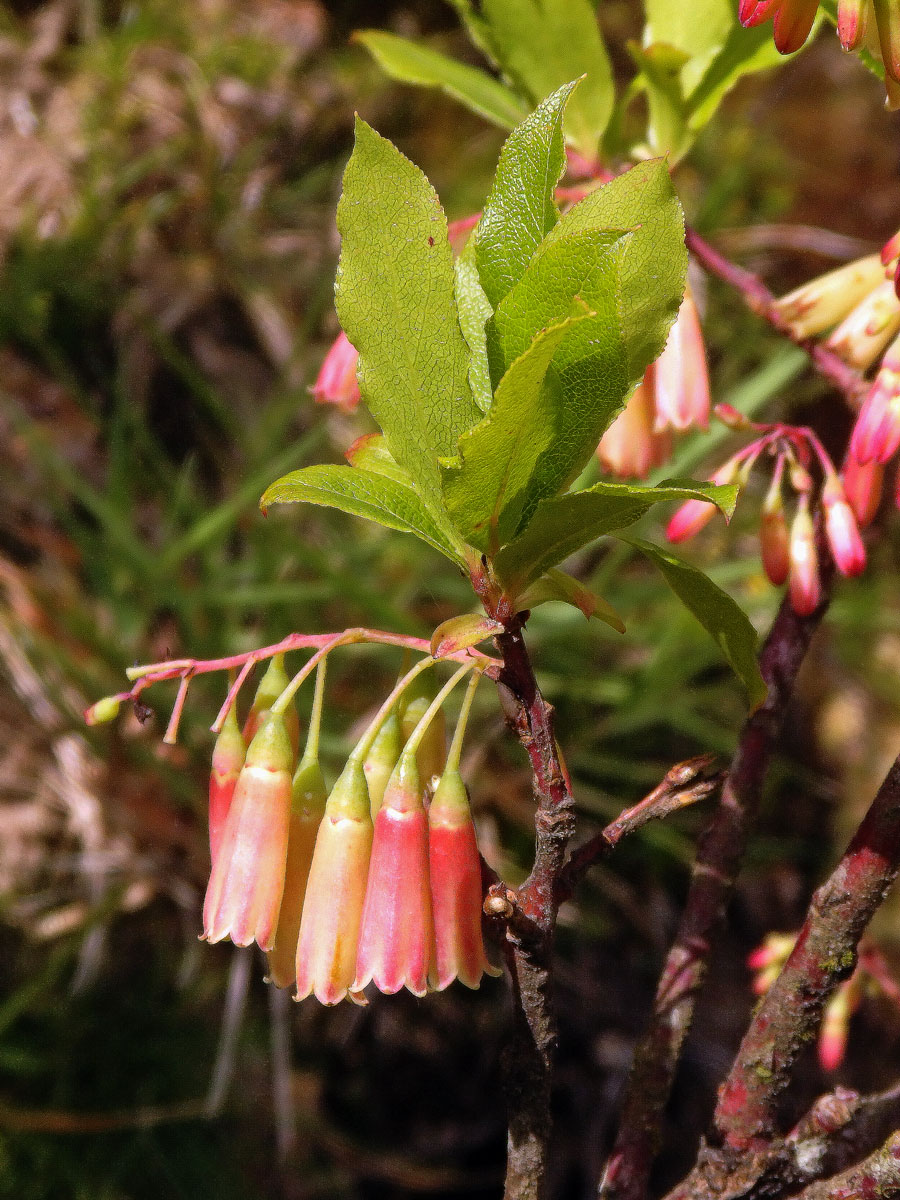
598, 376, 672, 479
850, 334, 900, 464
400, 680, 446, 786
881, 227, 900, 270
265, 753, 327, 989
760, 481, 791, 586
818, 975, 861, 1071
823, 477, 866, 577
666, 461, 736, 544
842, 454, 884, 526
739, 0, 778, 26
873, 0, 900, 83
773, 255, 884, 339
747, 932, 796, 972
363, 707, 402, 820
837, 0, 868, 49
243, 655, 300, 756
826, 279, 900, 370
208, 703, 246, 865
714, 403, 752, 430
652, 290, 711, 433
295, 758, 373, 1005
202, 713, 293, 951
428, 766, 500, 990
788, 500, 821, 616
311, 331, 360, 413
353, 754, 436, 997
773, 0, 821, 53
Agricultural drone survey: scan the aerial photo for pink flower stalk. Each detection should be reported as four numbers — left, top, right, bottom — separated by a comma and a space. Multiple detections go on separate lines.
266, 753, 327, 990
666, 461, 736, 544
428, 766, 500, 991
826, 279, 900, 370
208, 703, 246, 865
788, 499, 821, 616
842, 453, 884, 526
760, 476, 791, 586
295, 757, 373, 1005
850, 334, 900, 464
773, 255, 884, 339
353, 754, 436, 997
202, 713, 294, 951
652, 290, 711, 433
822, 477, 866, 577
598, 377, 671, 479
311, 330, 360, 413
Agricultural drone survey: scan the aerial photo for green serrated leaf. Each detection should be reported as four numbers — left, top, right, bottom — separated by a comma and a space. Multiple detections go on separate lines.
518, 568, 625, 631
441, 303, 594, 552
493, 478, 738, 592
543, 160, 687, 387
478, 0, 615, 155
344, 433, 414, 487
335, 119, 481, 531
622, 537, 766, 708
474, 80, 578, 310
454, 237, 494, 413
485, 226, 631, 511
354, 30, 528, 129
261, 464, 465, 563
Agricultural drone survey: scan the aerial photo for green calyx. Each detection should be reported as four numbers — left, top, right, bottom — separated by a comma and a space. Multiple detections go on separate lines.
382, 750, 423, 814
324, 756, 372, 822
364, 705, 403, 818
292, 753, 327, 820
245, 711, 295, 774
429, 765, 472, 825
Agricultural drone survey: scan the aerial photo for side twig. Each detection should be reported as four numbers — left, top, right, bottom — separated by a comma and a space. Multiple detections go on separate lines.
600, 585, 831, 1200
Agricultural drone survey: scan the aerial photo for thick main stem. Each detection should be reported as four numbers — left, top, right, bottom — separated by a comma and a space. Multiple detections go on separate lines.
600, 588, 831, 1200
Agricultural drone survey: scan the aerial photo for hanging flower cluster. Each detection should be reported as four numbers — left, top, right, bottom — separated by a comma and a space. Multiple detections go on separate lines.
748, 932, 900, 1070
739, 0, 900, 107
667, 409, 866, 614
201, 651, 499, 1005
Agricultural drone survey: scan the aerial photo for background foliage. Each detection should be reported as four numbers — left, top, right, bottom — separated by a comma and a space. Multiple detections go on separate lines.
2, 1, 900, 1198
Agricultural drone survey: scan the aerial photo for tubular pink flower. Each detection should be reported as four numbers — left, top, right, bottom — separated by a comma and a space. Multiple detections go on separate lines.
652, 290, 711, 433
850, 335, 900, 464
739, 0, 779, 26
294, 757, 373, 1005
429, 766, 501, 991
666, 461, 736, 544
773, 0, 821, 52
208, 703, 246, 866
760, 478, 791, 586
598, 376, 671, 479
311, 330, 360, 413
202, 713, 294, 951
873, 0, 900, 82
842, 453, 884, 526
838, 0, 868, 48
823, 477, 866, 577
772, 255, 884, 339
788, 500, 821, 616
353, 754, 436, 997
826, 279, 900, 370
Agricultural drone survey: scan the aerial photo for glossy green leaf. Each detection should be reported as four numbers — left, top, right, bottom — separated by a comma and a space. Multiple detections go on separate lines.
543, 160, 687, 387
344, 433, 413, 487
517, 568, 625, 631
454, 237, 494, 413
353, 30, 528, 129
478, 0, 615, 155
260, 465, 465, 562
623, 537, 766, 708
335, 118, 481, 528
474, 80, 577, 310
493, 478, 738, 592
485, 227, 631, 511
441, 304, 593, 552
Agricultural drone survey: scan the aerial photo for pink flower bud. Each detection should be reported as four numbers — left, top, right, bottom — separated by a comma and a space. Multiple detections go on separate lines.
666, 461, 736, 544
202, 713, 293, 951
773, 0, 821, 53
773, 256, 884, 339
881, 227, 900, 269
208, 704, 246, 866
739, 0, 778, 26
788, 501, 821, 616
826, 280, 900, 370
842, 454, 884, 526
295, 758, 373, 1005
837, 0, 868, 49
311, 330, 360, 413
353, 754, 436, 997
873, 0, 900, 83
265, 754, 327, 990
598, 377, 671, 479
760, 481, 790, 586
850, 335, 900, 464
818, 976, 860, 1071
651, 290, 711, 433
428, 767, 501, 991
822, 477, 866, 577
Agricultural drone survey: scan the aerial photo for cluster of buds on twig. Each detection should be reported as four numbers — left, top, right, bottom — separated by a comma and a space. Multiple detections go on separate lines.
87, 636, 500, 1005
774, 233, 900, 519
749, 933, 900, 1070
597, 286, 711, 478
667, 407, 865, 614
740, 0, 900, 108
